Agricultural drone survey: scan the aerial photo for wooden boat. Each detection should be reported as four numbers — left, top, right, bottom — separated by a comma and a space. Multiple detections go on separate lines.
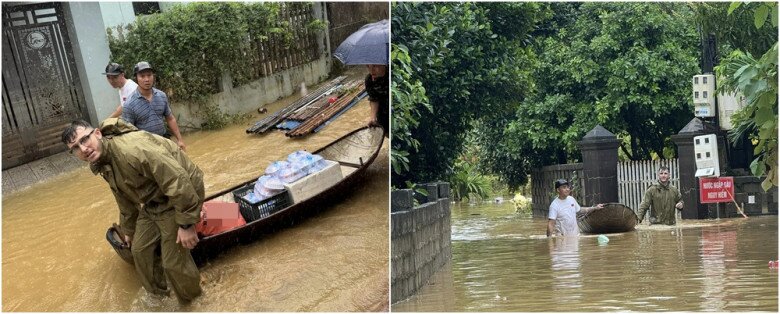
577, 203, 638, 234
106, 126, 385, 265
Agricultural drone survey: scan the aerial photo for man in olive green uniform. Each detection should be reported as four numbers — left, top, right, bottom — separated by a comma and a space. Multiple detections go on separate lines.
62, 118, 203, 302
637, 166, 683, 225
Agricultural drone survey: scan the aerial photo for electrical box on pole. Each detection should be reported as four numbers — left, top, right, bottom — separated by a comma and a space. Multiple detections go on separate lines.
717, 92, 746, 130
692, 74, 716, 118
694, 134, 720, 177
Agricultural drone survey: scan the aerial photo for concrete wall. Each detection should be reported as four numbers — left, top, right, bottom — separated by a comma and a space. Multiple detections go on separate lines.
170, 47, 331, 129
391, 182, 452, 304
705, 176, 778, 218
97, 2, 135, 29
63, 2, 117, 124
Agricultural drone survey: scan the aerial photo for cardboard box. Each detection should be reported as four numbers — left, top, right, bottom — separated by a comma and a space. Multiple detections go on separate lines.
284, 160, 343, 203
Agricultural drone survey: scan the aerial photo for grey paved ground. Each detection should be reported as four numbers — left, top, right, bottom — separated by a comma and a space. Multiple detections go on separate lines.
2, 152, 86, 194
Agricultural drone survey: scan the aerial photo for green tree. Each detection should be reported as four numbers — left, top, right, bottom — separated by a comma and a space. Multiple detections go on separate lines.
450, 156, 493, 203
390, 2, 541, 187
715, 2, 778, 190
449, 129, 500, 202
107, 2, 300, 104
478, 3, 700, 190
390, 43, 431, 180
689, 2, 777, 58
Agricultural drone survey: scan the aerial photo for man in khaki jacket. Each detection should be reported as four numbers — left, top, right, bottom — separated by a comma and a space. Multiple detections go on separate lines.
637, 166, 683, 225
61, 118, 203, 302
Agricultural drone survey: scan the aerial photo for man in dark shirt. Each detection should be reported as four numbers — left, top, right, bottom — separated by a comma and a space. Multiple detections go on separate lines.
364, 64, 389, 137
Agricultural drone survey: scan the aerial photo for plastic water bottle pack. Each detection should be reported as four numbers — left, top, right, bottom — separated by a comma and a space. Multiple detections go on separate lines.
258, 150, 329, 188
254, 175, 285, 200
264, 160, 289, 178
287, 150, 312, 163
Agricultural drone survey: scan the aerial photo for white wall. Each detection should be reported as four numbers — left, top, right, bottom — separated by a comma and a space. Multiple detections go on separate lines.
98, 2, 136, 29
63, 2, 118, 124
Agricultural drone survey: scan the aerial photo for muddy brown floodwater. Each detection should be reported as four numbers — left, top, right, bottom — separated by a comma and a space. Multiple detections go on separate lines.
392, 201, 778, 312
2, 77, 389, 311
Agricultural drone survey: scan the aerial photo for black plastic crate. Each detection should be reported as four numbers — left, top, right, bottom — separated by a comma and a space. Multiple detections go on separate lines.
232, 184, 292, 222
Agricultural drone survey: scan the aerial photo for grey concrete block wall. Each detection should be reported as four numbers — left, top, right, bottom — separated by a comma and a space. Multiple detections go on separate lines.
390, 182, 452, 304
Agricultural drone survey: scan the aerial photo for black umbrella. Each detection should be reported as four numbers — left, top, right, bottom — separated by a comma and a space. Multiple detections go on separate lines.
333, 19, 389, 65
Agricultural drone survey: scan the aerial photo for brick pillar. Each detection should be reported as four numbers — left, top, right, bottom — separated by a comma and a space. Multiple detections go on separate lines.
671, 117, 725, 219
576, 125, 620, 205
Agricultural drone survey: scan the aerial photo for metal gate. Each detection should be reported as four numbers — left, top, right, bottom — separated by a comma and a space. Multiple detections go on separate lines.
2, 2, 87, 169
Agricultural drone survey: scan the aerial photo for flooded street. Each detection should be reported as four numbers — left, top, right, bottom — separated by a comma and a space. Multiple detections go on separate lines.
2, 81, 389, 311
392, 201, 778, 312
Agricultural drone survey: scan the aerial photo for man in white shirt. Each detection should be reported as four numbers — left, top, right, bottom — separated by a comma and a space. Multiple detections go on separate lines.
547, 179, 603, 237
102, 62, 138, 119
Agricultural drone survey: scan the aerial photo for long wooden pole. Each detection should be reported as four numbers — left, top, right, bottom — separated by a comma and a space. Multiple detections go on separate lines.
725, 188, 748, 218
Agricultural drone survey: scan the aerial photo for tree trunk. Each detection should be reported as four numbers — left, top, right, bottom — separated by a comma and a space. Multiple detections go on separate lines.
620, 144, 634, 160
630, 134, 640, 161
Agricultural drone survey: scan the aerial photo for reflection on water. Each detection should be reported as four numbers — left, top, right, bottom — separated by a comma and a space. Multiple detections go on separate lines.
392, 201, 778, 312
549, 236, 581, 295
2, 78, 389, 312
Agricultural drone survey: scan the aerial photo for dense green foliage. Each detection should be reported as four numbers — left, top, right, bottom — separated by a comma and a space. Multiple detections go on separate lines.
390, 43, 430, 180
390, 2, 540, 188
108, 2, 294, 103
449, 157, 493, 202
106, 2, 326, 129
478, 3, 700, 190
448, 131, 499, 202
716, 2, 778, 190
690, 2, 777, 57
392, 2, 776, 193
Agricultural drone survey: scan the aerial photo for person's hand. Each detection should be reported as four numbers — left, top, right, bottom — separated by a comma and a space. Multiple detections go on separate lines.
675, 201, 683, 210
176, 226, 199, 250
124, 234, 133, 248
177, 140, 186, 152
367, 116, 379, 128
595, 204, 604, 210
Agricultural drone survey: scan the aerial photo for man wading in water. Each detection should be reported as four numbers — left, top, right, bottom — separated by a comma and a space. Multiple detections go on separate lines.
547, 179, 604, 237
62, 118, 203, 302
637, 166, 683, 225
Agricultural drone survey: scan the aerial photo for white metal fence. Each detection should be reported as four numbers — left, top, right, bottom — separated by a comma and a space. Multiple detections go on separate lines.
617, 159, 680, 212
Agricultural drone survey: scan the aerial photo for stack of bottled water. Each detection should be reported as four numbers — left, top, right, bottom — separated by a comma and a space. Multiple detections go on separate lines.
286, 150, 328, 176
243, 150, 328, 204
253, 175, 284, 200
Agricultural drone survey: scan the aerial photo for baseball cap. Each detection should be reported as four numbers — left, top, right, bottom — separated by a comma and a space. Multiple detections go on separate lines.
554, 179, 570, 189
133, 61, 154, 75
102, 62, 124, 75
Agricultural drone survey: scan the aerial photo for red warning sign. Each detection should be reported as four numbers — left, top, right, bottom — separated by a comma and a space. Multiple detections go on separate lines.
699, 177, 735, 203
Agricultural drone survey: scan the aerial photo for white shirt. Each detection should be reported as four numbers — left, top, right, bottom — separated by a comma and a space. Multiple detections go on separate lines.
548, 196, 581, 236
119, 79, 138, 106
